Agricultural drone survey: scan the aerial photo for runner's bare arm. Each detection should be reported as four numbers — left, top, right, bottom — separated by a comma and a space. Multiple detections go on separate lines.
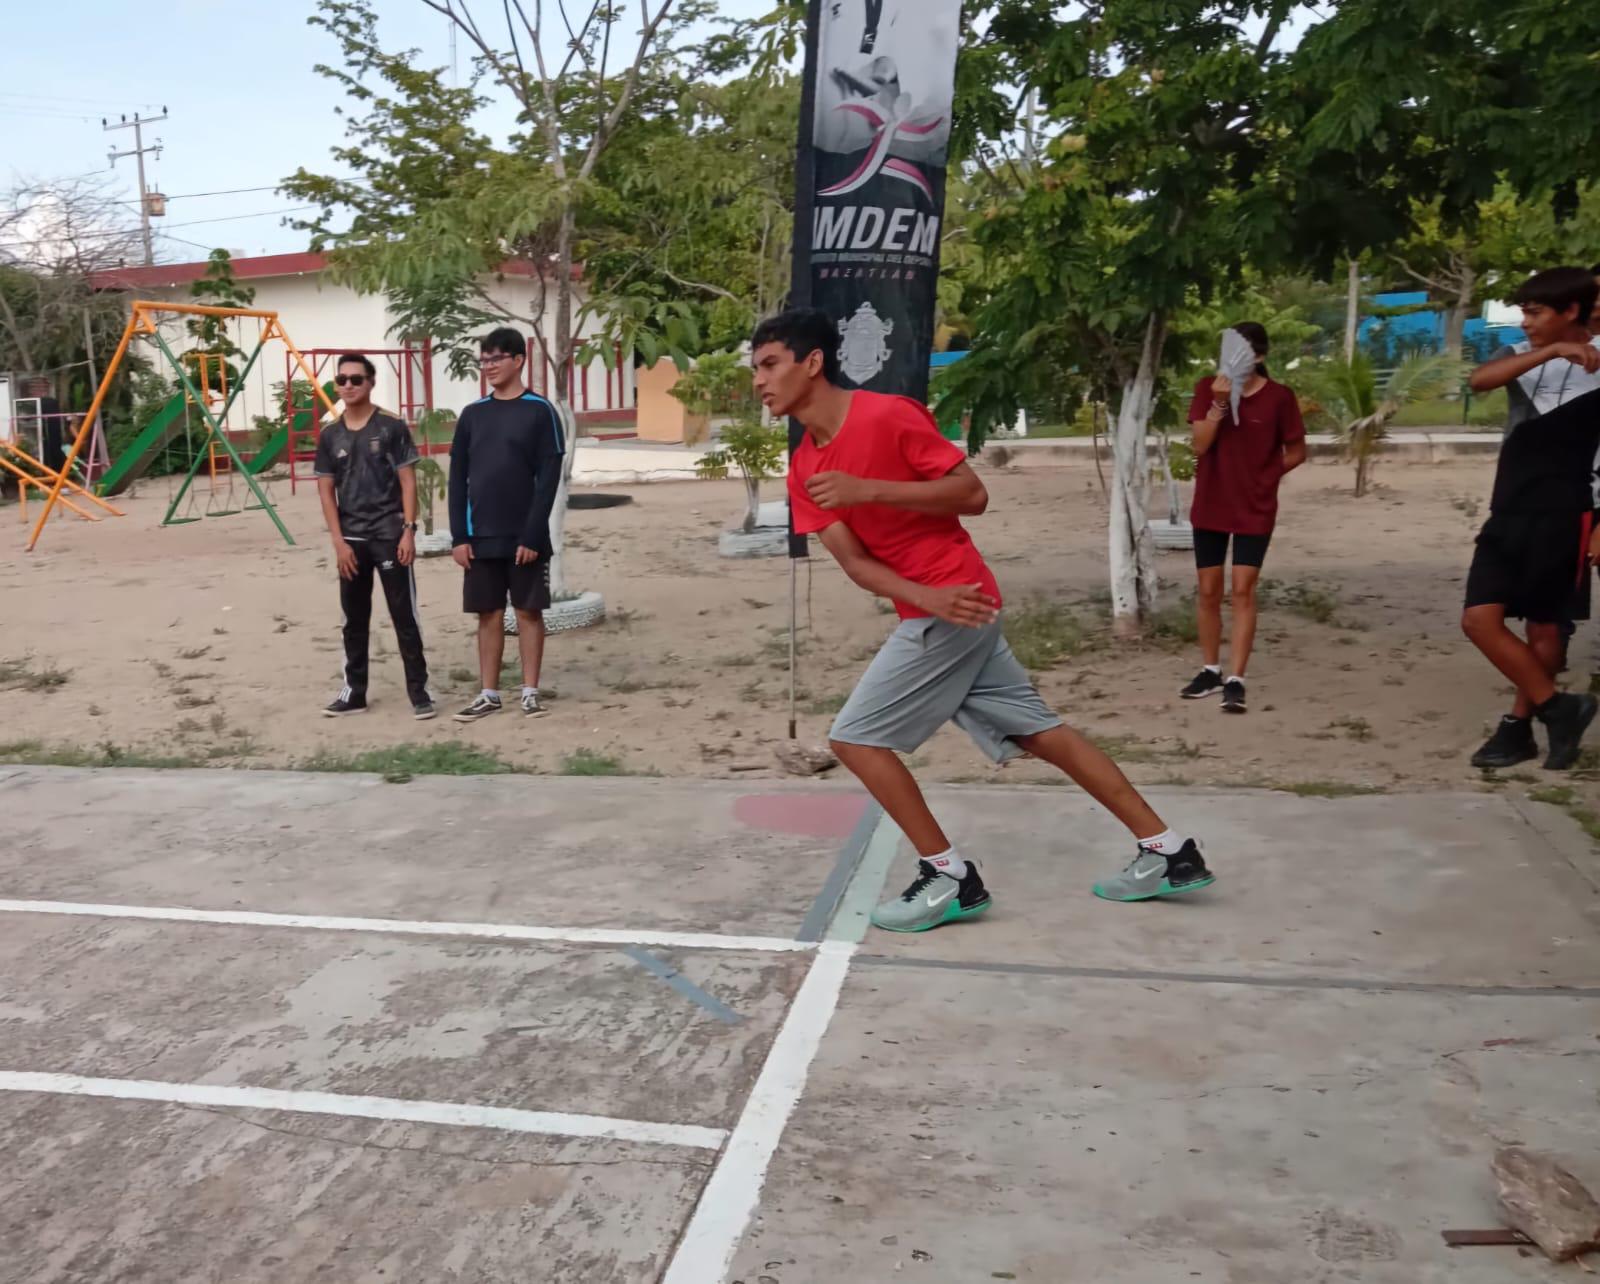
805, 461, 987, 515
816, 523, 998, 627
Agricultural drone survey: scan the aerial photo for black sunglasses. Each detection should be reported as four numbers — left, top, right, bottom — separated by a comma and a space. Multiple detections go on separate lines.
334, 374, 368, 386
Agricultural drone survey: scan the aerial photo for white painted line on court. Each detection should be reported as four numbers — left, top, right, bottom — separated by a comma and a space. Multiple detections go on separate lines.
662, 938, 858, 1283
0, 899, 813, 955
0, 1071, 728, 1150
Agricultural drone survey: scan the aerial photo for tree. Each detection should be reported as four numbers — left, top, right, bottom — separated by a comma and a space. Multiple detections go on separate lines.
286, 0, 760, 596
940, 0, 1318, 636
674, 349, 780, 531
1302, 351, 1462, 496
185, 249, 257, 359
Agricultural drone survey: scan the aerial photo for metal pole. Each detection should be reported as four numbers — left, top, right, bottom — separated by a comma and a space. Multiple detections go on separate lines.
788, 557, 798, 740
81, 308, 108, 484
132, 118, 153, 266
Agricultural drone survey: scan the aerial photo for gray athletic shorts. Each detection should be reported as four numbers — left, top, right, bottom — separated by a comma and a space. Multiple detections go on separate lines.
830, 615, 1063, 763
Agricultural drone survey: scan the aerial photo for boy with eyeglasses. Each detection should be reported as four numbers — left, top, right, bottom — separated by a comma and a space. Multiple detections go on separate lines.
448, 328, 566, 722
314, 352, 434, 719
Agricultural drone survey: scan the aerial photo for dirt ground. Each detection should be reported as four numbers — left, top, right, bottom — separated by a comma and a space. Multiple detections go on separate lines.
3, 453, 1598, 820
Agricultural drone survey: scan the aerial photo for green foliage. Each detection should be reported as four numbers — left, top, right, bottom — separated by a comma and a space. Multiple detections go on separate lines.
298, 743, 519, 777
1003, 602, 1092, 671
670, 349, 757, 417
185, 250, 256, 359
698, 419, 786, 483
1299, 351, 1463, 494
1167, 439, 1197, 483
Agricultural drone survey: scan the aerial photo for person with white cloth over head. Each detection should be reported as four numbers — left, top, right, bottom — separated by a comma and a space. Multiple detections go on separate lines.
1180, 323, 1308, 713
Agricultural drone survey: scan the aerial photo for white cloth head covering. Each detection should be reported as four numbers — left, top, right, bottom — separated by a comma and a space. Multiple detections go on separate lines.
1218, 328, 1257, 421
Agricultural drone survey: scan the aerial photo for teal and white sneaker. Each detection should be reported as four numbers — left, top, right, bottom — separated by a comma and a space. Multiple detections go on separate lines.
870, 859, 992, 933
1092, 840, 1215, 902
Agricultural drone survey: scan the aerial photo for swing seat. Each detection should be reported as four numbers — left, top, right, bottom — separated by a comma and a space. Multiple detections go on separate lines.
163, 516, 203, 526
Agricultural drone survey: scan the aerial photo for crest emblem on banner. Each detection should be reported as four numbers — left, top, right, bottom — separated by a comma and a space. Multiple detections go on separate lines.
838, 302, 894, 384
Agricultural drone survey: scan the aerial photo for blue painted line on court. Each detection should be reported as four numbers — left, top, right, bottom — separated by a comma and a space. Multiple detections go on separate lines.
622, 946, 744, 1024
797, 799, 884, 942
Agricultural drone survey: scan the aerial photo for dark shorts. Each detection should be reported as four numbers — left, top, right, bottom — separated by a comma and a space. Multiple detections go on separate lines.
1193, 528, 1271, 570
463, 556, 551, 615
1464, 511, 1591, 623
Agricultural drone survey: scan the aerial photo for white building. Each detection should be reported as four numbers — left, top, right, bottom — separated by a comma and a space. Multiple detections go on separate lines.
90, 252, 637, 434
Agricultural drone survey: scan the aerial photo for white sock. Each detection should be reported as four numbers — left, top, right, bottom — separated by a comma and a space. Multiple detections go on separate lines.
1203, 663, 1221, 674
522, 686, 539, 699
1224, 674, 1244, 685
1137, 828, 1186, 856
925, 847, 968, 879
481, 688, 501, 703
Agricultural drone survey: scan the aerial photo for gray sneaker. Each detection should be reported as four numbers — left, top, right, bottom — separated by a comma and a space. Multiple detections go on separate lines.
1092, 839, 1215, 902
521, 690, 550, 718
870, 859, 991, 933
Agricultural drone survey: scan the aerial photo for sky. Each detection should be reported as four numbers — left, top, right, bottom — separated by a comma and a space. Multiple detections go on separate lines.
0, 0, 776, 265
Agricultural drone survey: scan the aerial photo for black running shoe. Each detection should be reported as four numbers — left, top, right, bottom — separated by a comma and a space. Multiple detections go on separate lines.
1221, 678, 1247, 714
1538, 693, 1598, 770
1470, 715, 1537, 769
1181, 669, 1223, 699
322, 692, 367, 717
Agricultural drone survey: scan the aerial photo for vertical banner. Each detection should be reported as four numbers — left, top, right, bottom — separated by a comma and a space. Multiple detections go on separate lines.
788, 0, 964, 557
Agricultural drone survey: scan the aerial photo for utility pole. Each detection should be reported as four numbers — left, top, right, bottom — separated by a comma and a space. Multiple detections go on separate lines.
103, 108, 168, 266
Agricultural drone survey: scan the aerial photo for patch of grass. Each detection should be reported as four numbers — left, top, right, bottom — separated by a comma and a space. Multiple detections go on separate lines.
559, 748, 646, 776
1259, 578, 1343, 626
803, 693, 850, 716
448, 666, 476, 685
0, 657, 72, 692
298, 743, 520, 778
0, 739, 208, 769
1143, 595, 1199, 648
1004, 601, 1091, 671
177, 645, 211, 661
1092, 733, 1204, 764
1528, 785, 1575, 807
738, 679, 765, 702
175, 693, 216, 710
717, 653, 757, 668
1328, 715, 1373, 742
1273, 780, 1386, 798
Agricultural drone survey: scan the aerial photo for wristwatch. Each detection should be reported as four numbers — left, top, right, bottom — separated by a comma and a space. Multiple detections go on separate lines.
402, 521, 419, 532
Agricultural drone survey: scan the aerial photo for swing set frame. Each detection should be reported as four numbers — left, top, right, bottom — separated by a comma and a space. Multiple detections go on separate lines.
25, 301, 338, 552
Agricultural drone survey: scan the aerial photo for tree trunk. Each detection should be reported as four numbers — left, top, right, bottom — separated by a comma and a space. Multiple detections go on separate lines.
1344, 257, 1360, 362
549, 205, 579, 598
743, 474, 760, 534
1444, 263, 1476, 357
1109, 313, 1165, 638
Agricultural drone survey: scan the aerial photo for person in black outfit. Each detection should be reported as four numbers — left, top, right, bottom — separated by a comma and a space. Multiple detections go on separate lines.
1461, 271, 1600, 769
314, 353, 434, 720
448, 328, 566, 723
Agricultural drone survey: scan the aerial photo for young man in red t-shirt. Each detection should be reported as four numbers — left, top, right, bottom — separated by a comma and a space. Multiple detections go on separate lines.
754, 309, 1215, 930
1180, 323, 1307, 713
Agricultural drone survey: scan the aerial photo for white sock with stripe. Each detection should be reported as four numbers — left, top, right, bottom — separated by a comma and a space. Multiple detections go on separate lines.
926, 847, 968, 879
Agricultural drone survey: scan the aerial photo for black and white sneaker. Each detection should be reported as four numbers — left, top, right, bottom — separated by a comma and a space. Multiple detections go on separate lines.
453, 694, 503, 724
1181, 669, 1223, 699
1221, 678, 1247, 714
322, 692, 367, 717
413, 701, 438, 722
521, 691, 550, 718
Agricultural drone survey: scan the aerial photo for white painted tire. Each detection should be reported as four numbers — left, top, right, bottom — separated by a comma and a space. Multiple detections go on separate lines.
503, 590, 607, 635
415, 531, 455, 558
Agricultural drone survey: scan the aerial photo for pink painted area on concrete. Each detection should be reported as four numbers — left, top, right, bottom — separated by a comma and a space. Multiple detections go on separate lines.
732, 793, 869, 840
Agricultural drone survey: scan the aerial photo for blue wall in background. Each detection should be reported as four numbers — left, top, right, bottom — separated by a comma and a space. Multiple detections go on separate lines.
1358, 291, 1523, 363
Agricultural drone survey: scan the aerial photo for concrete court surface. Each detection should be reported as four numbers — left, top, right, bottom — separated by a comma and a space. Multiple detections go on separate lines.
0, 767, 1597, 1283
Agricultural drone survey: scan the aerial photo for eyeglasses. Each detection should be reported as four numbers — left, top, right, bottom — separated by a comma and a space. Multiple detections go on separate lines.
334, 374, 368, 387
477, 354, 517, 367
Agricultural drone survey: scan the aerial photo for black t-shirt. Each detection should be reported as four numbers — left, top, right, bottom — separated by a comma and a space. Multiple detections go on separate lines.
313, 411, 419, 542
447, 392, 566, 560
1490, 388, 1600, 515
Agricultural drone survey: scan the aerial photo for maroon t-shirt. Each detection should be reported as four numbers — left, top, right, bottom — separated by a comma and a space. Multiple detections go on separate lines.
1187, 376, 1305, 536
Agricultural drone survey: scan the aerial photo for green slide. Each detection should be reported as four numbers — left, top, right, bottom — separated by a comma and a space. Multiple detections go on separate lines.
97, 392, 189, 497
245, 380, 334, 475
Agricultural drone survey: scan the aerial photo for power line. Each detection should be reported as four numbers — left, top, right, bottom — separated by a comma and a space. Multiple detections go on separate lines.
0, 204, 321, 253
108, 179, 373, 206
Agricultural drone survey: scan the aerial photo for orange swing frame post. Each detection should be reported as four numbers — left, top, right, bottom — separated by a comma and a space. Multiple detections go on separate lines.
25, 301, 339, 553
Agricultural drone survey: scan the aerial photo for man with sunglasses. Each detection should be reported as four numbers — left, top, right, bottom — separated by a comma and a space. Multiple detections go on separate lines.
315, 353, 434, 720
448, 328, 565, 722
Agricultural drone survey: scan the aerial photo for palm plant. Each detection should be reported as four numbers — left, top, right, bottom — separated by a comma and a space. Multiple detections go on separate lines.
1304, 351, 1464, 497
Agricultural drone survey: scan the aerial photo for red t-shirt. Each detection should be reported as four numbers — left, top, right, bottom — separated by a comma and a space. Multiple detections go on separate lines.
1187, 377, 1305, 536
788, 391, 1002, 620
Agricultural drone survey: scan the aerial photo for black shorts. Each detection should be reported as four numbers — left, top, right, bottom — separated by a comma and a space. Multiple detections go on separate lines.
463, 556, 551, 615
1193, 528, 1271, 570
1464, 511, 1591, 623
